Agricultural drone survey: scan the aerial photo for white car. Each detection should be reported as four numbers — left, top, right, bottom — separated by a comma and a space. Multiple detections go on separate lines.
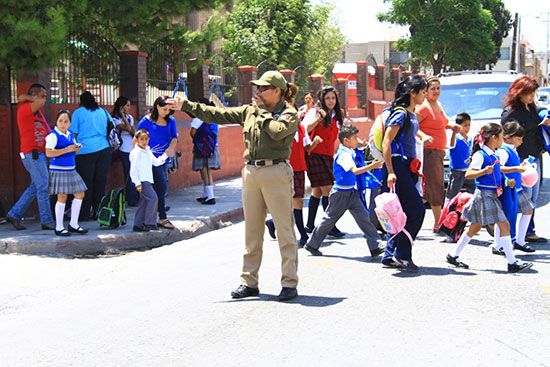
436, 70, 520, 182
536, 90, 550, 109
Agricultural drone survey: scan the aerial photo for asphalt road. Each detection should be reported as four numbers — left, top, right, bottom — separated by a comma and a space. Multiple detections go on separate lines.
1, 158, 550, 366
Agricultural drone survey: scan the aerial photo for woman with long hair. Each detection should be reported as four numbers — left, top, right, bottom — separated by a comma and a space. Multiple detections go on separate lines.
169, 71, 301, 301
501, 76, 550, 243
302, 86, 345, 237
136, 96, 178, 230
112, 96, 138, 206
69, 91, 112, 221
297, 92, 315, 122
381, 75, 429, 272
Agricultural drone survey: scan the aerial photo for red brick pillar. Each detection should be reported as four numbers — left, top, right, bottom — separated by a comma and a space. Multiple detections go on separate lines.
120, 51, 148, 118
0, 67, 15, 204
390, 68, 402, 92
374, 65, 386, 92
335, 78, 348, 112
356, 61, 369, 114
308, 74, 325, 99
280, 69, 296, 84
237, 65, 258, 106
187, 58, 210, 102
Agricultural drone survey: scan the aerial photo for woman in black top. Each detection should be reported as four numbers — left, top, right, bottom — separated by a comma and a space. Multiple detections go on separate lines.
501, 76, 550, 242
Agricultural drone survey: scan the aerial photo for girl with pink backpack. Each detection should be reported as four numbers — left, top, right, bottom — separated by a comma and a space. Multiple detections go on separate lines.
380, 75, 430, 272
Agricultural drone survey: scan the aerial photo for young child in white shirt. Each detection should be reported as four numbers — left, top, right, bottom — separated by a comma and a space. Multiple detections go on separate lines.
130, 129, 168, 232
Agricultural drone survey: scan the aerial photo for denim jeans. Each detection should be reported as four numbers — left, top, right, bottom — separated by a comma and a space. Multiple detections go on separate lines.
8, 152, 53, 223
152, 163, 168, 220
522, 156, 541, 236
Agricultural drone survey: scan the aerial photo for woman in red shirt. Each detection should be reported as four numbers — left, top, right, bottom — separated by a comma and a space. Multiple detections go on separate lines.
416, 76, 460, 232
303, 86, 345, 237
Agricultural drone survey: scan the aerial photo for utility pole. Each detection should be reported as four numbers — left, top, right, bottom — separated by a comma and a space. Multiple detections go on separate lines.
511, 13, 518, 71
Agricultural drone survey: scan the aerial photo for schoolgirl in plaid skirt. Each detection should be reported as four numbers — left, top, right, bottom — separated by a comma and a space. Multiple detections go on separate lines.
302, 86, 344, 235
446, 123, 532, 273
494, 120, 536, 254
45, 110, 88, 237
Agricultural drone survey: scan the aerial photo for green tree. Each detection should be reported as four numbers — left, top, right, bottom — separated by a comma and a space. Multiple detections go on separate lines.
222, 0, 346, 78
378, 0, 503, 74
478, 0, 512, 69
0, 0, 231, 73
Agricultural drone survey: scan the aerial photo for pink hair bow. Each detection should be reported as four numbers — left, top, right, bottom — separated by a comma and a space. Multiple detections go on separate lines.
475, 129, 485, 144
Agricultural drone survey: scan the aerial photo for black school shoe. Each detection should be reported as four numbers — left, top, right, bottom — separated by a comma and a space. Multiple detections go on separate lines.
68, 225, 88, 234
492, 247, 505, 256
328, 227, 346, 238
525, 235, 547, 243
382, 259, 406, 269
278, 287, 297, 301
395, 258, 420, 273
230, 284, 259, 299
304, 244, 323, 256
446, 254, 469, 269
55, 228, 71, 237
370, 246, 385, 257
196, 196, 207, 203
508, 261, 533, 273
514, 243, 536, 253
265, 219, 276, 239
133, 225, 149, 232
201, 198, 216, 205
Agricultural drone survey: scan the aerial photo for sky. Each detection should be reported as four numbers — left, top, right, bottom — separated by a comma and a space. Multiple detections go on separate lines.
316, 0, 550, 54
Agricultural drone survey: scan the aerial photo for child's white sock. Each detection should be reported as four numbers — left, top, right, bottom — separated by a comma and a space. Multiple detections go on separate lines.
494, 225, 503, 250
55, 202, 66, 231
70, 199, 83, 229
205, 185, 214, 200
499, 235, 517, 264
516, 213, 532, 246
453, 233, 471, 257
202, 184, 207, 198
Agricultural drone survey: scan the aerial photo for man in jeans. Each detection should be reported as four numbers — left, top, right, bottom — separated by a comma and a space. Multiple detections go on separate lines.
6, 84, 54, 230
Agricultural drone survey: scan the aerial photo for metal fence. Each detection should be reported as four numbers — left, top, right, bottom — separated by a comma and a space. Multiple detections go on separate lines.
146, 42, 188, 106
49, 28, 120, 105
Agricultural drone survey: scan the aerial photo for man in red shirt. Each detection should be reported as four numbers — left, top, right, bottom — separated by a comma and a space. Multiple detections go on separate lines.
6, 84, 55, 230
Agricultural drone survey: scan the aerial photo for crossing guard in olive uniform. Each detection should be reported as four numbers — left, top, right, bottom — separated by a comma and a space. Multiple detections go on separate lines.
174, 71, 299, 301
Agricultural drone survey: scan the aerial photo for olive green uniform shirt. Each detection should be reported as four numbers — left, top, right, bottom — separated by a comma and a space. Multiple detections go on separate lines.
181, 99, 298, 161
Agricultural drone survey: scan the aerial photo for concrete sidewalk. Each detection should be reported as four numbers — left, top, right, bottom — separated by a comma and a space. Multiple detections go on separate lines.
0, 177, 244, 257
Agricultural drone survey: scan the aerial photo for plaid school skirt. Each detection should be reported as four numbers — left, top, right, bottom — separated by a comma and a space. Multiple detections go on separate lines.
305, 153, 334, 187
462, 189, 507, 226
49, 169, 88, 195
192, 146, 221, 171
293, 170, 305, 198
517, 190, 535, 213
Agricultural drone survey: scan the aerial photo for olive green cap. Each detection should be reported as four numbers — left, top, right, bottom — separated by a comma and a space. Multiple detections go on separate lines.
250, 70, 288, 90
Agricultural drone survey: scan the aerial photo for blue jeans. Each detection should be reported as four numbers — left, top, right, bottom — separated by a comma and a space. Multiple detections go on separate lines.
152, 164, 168, 220
522, 156, 541, 236
118, 151, 139, 205
8, 152, 53, 223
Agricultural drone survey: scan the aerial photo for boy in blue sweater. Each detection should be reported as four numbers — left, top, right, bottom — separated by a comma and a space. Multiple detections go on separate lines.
304, 124, 384, 257
446, 112, 475, 200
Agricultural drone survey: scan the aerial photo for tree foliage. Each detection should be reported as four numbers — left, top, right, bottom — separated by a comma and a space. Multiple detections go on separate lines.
222, 0, 346, 77
378, 0, 510, 74
0, 0, 231, 72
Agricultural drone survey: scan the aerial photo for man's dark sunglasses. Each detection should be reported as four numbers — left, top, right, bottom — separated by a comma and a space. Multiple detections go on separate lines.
257, 85, 275, 92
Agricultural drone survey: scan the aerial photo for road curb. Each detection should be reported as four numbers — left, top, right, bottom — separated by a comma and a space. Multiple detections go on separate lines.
1, 207, 244, 257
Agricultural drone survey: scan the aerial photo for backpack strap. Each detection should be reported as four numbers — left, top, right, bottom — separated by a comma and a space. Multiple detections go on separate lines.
389, 106, 411, 160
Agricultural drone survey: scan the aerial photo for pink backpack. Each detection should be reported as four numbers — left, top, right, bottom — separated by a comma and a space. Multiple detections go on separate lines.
374, 188, 414, 245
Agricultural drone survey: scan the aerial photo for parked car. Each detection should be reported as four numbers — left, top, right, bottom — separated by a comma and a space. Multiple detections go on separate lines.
536, 90, 550, 109
436, 70, 519, 183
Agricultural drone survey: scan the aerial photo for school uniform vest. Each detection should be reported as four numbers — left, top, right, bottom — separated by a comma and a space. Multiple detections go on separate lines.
289, 123, 307, 171
49, 129, 76, 171
309, 114, 339, 156
450, 136, 471, 170
500, 145, 524, 193
475, 149, 501, 190
333, 146, 356, 191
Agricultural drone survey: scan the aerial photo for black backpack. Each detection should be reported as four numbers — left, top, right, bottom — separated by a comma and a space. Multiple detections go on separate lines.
97, 188, 127, 228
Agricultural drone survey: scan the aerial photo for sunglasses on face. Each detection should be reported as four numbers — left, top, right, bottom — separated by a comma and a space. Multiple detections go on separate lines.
257, 85, 275, 92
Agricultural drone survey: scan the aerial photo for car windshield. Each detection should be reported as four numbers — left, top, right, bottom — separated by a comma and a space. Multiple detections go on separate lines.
440, 82, 511, 121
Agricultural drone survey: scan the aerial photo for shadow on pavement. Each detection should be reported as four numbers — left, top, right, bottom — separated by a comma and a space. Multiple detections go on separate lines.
391, 265, 478, 278
220, 294, 347, 307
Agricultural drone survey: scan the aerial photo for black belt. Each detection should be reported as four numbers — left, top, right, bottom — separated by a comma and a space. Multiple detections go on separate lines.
247, 158, 286, 166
